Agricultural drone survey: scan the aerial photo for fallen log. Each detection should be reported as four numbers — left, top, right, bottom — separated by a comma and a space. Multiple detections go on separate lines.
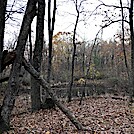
23, 58, 91, 131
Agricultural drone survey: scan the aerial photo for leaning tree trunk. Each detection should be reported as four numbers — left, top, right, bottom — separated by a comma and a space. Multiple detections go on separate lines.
31, 0, 45, 111
23, 58, 91, 132
0, 0, 37, 132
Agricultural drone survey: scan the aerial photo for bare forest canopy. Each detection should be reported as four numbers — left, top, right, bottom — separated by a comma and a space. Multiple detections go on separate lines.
0, 0, 134, 133
4, 0, 132, 47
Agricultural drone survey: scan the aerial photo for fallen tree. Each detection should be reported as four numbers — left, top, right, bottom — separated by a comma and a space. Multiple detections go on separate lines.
22, 58, 91, 131
0, 51, 91, 131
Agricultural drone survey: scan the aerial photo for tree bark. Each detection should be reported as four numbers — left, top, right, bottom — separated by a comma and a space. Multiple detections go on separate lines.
68, 0, 79, 102
23, 58, 90, 131
44, 0, 56, 107
31, 0, 45, 111
120, 0, 130, 80
0, 0, 37, 130
0, 0, 7, 73
47, 0, 56, 82
129, 0, 134, 100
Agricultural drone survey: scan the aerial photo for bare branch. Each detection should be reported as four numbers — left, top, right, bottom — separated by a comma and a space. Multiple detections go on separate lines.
98, 0, 129, 9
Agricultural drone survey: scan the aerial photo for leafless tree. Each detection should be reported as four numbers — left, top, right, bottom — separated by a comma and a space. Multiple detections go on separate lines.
68, 0, 87, 102
129, 0, 134, 102
0, 0, 7, 73
47, 0, 56, 82
119, 0, 130, 80
0, 0, 37, 131
31, 0, 45, 111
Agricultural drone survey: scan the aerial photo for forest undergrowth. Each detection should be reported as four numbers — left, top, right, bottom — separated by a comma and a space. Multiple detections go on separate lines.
2, 93, 133, 134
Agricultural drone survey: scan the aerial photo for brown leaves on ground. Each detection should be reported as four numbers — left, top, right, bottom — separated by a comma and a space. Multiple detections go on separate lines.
4, 95, 134, 134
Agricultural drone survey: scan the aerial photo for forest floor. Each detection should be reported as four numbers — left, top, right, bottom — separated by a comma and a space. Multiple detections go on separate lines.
3, 94, 134, 134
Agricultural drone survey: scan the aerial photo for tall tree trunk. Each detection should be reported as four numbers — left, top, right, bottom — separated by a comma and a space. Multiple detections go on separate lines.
129, 0, 134, 100
47, 0, 56, 82
82, 45, 85, 75
120, 0, 130, 80
45, 0, 56, 106
0, 0, 37, 131
68, 1, 79, 102
79, 33, 98, 105
31, 0, 45, 111
0, 0, 7, 73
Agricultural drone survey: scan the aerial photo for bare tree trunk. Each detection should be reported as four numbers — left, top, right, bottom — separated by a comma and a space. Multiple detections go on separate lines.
79, 33, 98, 105
23, 58, 90, 131
120, 0, 130, 80
68, 0, 79, 102
0, 0, 7, 73
45, 0, 56, 107
82, 44, 85, 75
0, 0, 37, 131
31, 0, 45, 111
47, 0, 56, 82
129, 0, 134, 100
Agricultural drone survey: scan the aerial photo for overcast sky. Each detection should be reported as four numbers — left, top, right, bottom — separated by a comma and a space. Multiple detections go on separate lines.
54, 0, 130, 41
4, 0, 131, 48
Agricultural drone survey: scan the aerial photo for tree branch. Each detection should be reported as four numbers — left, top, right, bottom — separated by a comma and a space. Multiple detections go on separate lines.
23, 57, 91, 131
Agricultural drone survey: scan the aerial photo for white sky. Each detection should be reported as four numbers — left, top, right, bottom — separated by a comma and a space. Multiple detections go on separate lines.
4, 0, 131, 48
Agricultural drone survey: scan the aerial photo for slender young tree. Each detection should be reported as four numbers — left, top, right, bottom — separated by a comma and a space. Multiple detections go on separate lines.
129, 0, 134, 101
120, 0, 130, 80
31, 0, 45, 111
68, 0, 86, 102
